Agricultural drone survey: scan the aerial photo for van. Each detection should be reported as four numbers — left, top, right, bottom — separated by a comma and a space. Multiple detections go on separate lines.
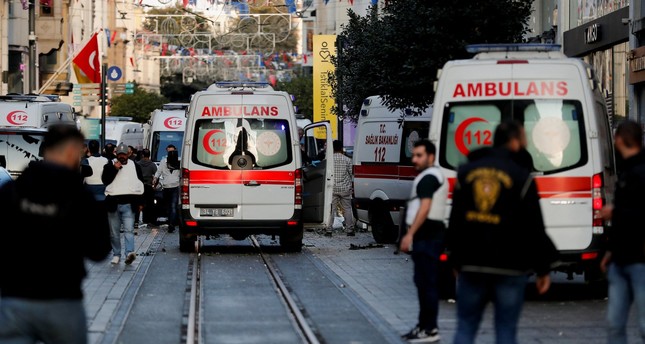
179, 82, 334, 252
352, 95, 432, 243
430, 44, 616, 281
145, 103, 188, 165
0, 94, 76, 178
105, 119, 144, 149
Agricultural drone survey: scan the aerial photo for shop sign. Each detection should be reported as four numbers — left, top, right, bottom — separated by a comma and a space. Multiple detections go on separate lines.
585, 24, 601, 44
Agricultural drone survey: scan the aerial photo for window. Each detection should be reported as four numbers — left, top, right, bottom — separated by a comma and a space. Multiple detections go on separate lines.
192, 118, 292, 170
440, 99, 588, 174
152, 131, 184, 163
399, 120, 430, 166
40, 0, 52, 16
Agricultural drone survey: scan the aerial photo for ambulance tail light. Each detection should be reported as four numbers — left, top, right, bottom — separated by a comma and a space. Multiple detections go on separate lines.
181, 168, 190, 207
592, 173, 604, 229
294, 169, 302, 209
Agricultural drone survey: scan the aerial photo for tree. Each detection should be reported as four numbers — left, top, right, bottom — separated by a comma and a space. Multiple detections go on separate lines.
331, 0, 533, 121
275, 75, 313, 120
110, 84, 168, 123
328, 6, 383, 123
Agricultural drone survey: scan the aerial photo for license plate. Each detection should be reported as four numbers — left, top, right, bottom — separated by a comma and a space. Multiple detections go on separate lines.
200, 208, 234, 217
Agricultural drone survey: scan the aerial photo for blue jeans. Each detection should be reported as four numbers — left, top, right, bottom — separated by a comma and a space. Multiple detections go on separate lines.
454, 272, 528, 344
163, 187, 179, 227
411, 239, 443, 331
108, 203, 135, 257
607, 263, 645, 344
0, 297, 87, 344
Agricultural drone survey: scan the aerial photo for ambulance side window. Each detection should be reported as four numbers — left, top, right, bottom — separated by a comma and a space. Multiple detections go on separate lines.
399, 121, 429, 166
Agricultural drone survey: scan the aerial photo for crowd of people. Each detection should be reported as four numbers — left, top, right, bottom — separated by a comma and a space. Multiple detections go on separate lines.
3, 120, 645, 344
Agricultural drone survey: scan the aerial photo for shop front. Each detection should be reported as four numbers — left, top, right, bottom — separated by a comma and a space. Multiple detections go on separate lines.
563, 7, 630, 125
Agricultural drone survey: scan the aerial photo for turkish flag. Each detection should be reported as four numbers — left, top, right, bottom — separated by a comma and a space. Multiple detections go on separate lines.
72, 32, 100, 83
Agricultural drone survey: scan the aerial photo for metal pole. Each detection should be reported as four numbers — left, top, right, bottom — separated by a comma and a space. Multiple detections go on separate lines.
28, 1, 37, 93
335, 35, 343, 144
101, 63, 107, 149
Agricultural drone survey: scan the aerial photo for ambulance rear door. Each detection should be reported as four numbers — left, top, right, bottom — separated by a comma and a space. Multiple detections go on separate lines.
301, 121, 334, 227
189, 94, 244, 221
237, 94, 299, 221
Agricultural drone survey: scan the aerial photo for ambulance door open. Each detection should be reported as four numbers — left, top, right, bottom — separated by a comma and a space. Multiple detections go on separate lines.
301, 121, 334, 226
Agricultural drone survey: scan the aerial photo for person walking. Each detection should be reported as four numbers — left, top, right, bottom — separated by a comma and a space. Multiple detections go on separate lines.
102, 142, 145, 265
136, 148, 158, 227
154, 144, 181, 233
0, 124, 111, 344
399, 139, 448, 343
326, 140, 356, 236
600, 120, 645, 344
84, 139, 108, 203
446, 120, 558, 344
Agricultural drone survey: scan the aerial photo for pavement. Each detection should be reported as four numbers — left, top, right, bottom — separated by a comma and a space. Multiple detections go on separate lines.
81, 224, 638, 344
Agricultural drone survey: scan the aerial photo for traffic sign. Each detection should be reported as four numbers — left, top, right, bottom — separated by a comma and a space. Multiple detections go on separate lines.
73, 95, 100, 100
73, 83, 101, 89
107, 66, 123, 81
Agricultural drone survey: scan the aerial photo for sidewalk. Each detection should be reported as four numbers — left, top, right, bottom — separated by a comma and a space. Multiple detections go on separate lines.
83, 225, 163, 344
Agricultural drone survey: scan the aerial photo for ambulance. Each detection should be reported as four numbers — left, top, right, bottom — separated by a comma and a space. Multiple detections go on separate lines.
0, 94, 76, 178
105, 119, 144, 149
352, 95, 433, 243
179, 82, 334, 252
145, 102, 188, 165
430, 44, 616, 282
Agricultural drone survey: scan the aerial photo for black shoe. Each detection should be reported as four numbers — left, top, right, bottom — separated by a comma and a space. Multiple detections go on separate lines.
324, 231, 332, 237
346, 231, 355, 237
402, 326, 439, 343
167, 226, 176, 233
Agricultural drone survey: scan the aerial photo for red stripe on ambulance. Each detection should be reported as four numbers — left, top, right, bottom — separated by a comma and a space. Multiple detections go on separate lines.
189, 170, 294, 185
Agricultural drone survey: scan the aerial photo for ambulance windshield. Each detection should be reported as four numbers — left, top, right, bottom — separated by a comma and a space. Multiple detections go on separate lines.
192, 118, 292, 170
151, 131, 184, 163
439, 99, 588, 174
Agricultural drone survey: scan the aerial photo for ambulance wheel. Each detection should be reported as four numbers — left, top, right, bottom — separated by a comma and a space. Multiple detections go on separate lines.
369, 205, 396, 244
280, 227, 304, 253
179, 228, 197, 253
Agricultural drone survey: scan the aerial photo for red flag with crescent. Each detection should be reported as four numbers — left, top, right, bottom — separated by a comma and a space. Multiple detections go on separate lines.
72, 32, 101, 83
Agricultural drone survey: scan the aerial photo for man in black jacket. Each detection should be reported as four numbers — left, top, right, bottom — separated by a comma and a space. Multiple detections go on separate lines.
447, 120, 558, 344
600, 119, 645, 344
0, 124, 112, 344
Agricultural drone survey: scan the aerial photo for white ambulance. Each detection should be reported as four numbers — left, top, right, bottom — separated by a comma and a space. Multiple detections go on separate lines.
352, 95, 432, 243
105, 119, 144, 149
430, 44, 616, 281
0, 94, 76, 178
179, 82, 334, 252
145, 102, 188, 165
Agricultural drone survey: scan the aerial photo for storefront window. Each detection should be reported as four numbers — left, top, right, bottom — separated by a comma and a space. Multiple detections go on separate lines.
583, 42, 629, 124
570, 0, 629, 26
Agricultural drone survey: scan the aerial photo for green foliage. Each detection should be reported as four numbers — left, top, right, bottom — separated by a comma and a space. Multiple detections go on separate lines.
160, 74, 209, 102
331, 0, 534, 121
109, 84, 168, 123
275, 75, 313, 120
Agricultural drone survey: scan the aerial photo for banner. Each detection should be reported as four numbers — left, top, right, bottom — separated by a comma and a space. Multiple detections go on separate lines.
313, 35, 337, 139
72, 32, 101, 84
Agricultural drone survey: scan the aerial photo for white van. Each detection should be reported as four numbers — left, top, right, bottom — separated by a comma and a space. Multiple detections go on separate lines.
179, 82, 334, 252
105, 119, 144, 149
430, 44, 616, 281
0, 94, 76, 178
145, 103, 188, 165
352, 95, 432, 243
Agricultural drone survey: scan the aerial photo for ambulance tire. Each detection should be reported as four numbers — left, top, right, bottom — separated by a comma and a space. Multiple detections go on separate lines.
280, 226, 304, 253
179, 228, 197, 253
369, 204, 396, 244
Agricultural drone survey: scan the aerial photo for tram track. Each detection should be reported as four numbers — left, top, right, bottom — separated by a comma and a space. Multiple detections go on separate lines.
182, 235, 322, 344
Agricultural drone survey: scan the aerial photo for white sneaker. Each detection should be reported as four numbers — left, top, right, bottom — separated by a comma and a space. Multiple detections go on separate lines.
110, 256, 120, 264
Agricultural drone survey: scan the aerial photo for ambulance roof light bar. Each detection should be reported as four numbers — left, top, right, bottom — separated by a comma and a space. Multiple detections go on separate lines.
466, 43, 562, 54
212, 82, 272, 89
0, 94, 53, 102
